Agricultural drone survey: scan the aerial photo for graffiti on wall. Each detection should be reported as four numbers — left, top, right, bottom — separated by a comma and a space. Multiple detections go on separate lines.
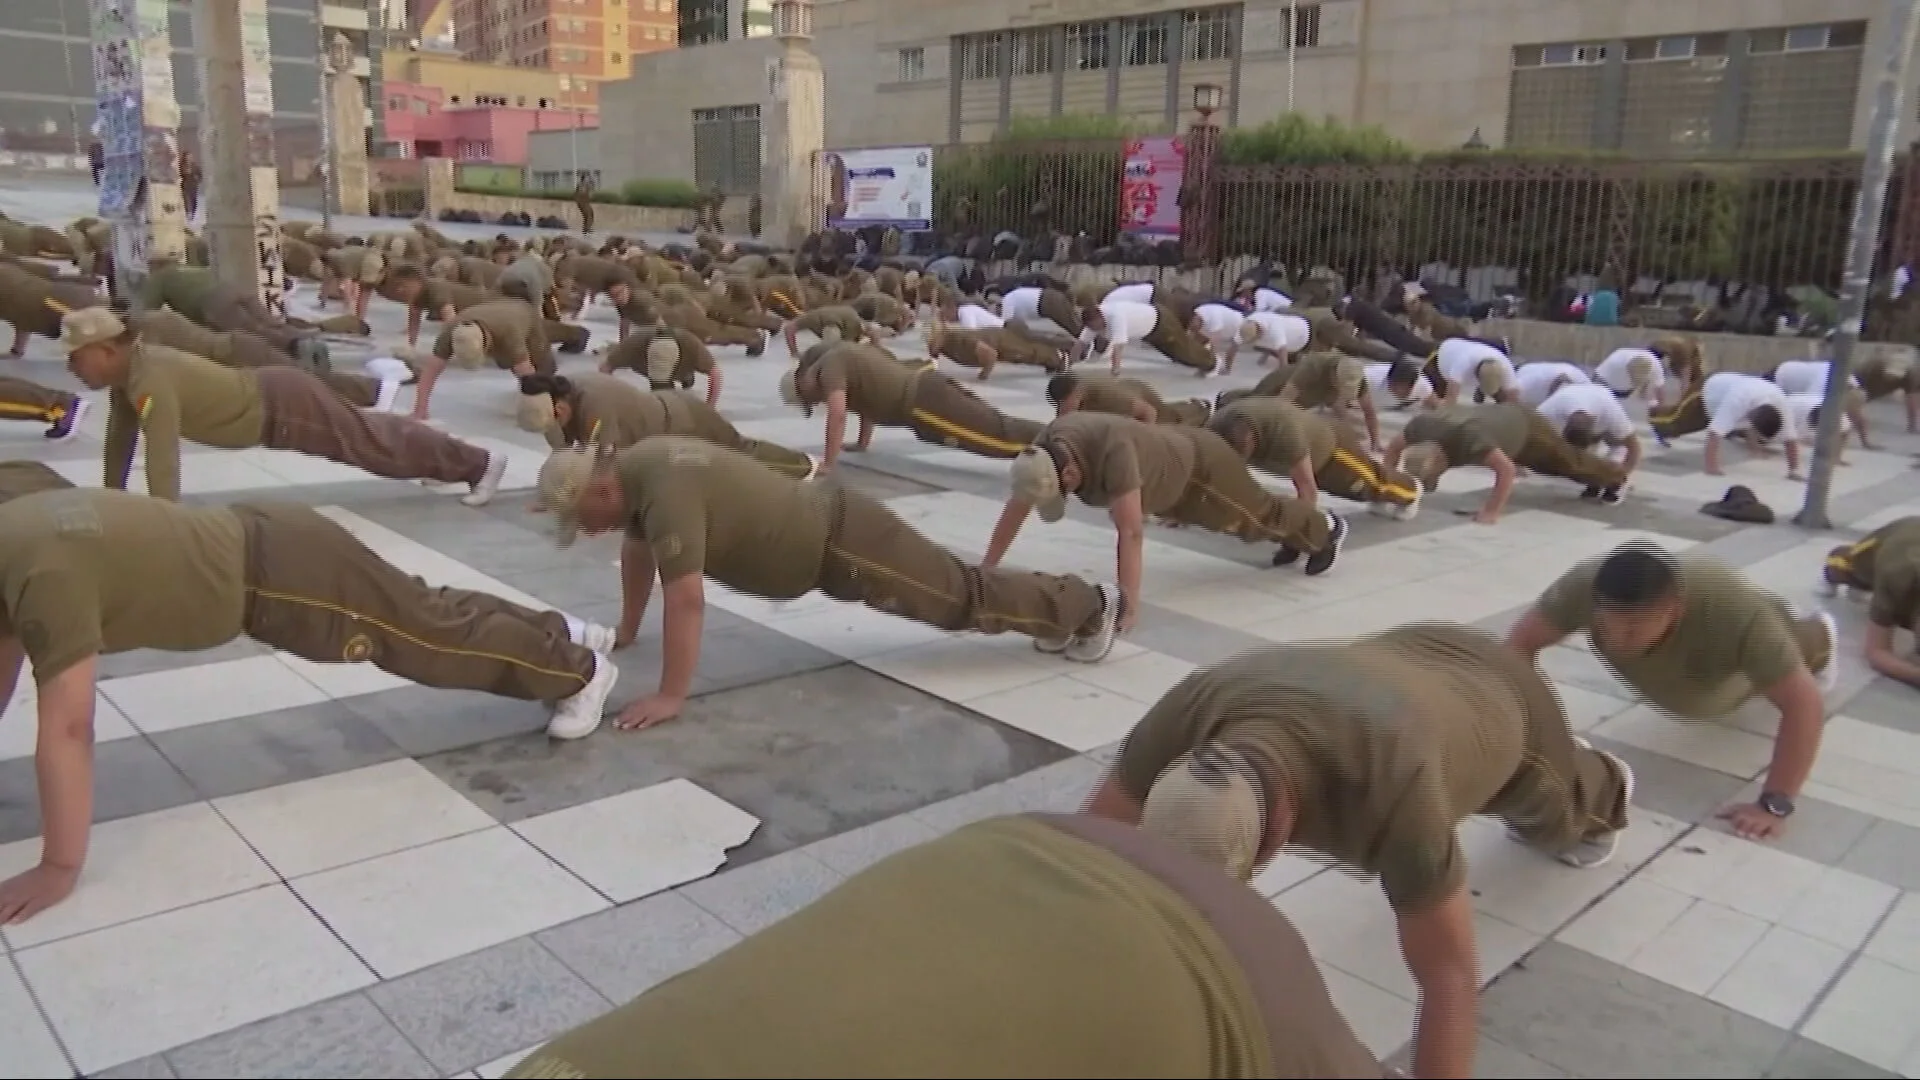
241, 0, 281, 307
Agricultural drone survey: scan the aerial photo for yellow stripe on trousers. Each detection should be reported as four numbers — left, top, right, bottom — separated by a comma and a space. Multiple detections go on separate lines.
767, 290, 802, 319
1330, 447, 1419, 502
0, 401, 57, 422
1649, 389, 1701, 426
910, 407, 1029, 455
245, 586, 592, 690
824, 544, 1065, 635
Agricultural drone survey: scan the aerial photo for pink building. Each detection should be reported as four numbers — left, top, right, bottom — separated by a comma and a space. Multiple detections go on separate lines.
382, 80, 594, 167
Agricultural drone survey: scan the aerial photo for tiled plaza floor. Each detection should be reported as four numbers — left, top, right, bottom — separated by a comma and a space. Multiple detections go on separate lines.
2, 177, 1919, 1078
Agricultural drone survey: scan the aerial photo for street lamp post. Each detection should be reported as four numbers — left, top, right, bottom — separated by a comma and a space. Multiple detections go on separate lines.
316, 5, 336, 234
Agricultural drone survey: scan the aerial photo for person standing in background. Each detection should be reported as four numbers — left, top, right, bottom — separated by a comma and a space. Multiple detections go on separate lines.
573, 175, 596, 234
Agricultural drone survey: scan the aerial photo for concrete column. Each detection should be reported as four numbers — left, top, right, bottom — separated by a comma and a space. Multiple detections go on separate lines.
89, 0, 191, 305
192, 0, 282, 309
762, 1, 825, 248
328, 34, 371, 217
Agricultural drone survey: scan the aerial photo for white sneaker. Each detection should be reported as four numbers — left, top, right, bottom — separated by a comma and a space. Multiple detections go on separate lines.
371, 379, 402, 413
1810, 610, 1839, 694
1507, 736, 1635, 868
1391, 477, 1424, 522
547, 654, 618, 739
1064, 584, 1121, 663
460, 453, 508, 507
1033, 633, 1071, 655
363, 356, 412, 383
801, 453, 820, 481
576, 621, 617, 654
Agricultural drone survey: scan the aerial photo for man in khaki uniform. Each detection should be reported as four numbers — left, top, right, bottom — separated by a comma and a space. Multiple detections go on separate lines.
535, 439, 1121, 728
1046, 372, 1212, 426
704, 276, 784, 333
409, 297, 554, 421
1083, 622, 1633, 1080
498, 251, 563, 323
520, 372, 814, 479
1220, 351, 1390, 454
139, 261, 330, 370
0, 261, 100, 356
1383, 403, 1628, 526
780, 340, 1042, 469
986, 413, 1348, 619
554, 253, 649, 338
927, 322, 1069, 378
1211, 397, 1423, 520
1822, 516, 1920, 688
130, 307, 406, 412
0, 484, 621, 923
378, 264, 590, 354
756, 272, 810, 320
850, 291, 916, 334
321, 245, 387, 320
782, 304, 877, 355
1507, 543, 1836, 843
61, 309, 507, 506
505, 813, 1387, 1080
599, 328, 723, 404
0, 376, 88, 441
657, 284, 766, 353
1305, 309, 1404, 365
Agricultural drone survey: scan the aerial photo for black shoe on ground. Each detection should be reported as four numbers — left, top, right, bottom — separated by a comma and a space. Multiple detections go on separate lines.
1580, 485, 1601, 500
1599, 485, 1623, 505
1271, 544, 1301, 568
1304, 513, 1348, 576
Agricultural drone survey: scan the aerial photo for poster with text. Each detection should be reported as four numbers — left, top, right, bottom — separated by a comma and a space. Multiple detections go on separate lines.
825, 146, 932, 230
1120, 136, 1185, 239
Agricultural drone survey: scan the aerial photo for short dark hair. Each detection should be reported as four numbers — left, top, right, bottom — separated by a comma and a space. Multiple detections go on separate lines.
1593, 544, 1680, 609
1386, 359, 1420, 388
1749, 405, 1783, 440
519, 373, 572, 397
1562, 412, 1598, 448
1044, 373, 1080, 406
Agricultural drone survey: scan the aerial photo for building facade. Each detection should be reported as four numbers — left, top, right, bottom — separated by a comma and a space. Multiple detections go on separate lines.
527, 123, 599, 189
599, 0, 1919, 193
449, 0, 677, 109
676, 0, 771, 46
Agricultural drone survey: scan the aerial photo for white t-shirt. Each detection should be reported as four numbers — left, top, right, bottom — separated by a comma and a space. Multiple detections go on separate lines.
1537, 382, 1634, 442
1087, 299, 1160, 349
1249, 287, 1292, 313
1106, 283, 1156, 307
1366, 361, 1431, 406
1192, 303, 1246, 350
1514, 361, 1592, 408
955, 304, 1003, 330
1777, 392, 1850, 437
1246, 312, 1310, 353
1771, 359, 1856, 397
1594, 348, 1664, 397
1703, 372, 1798, 439
1435, 338, 1515, 394
999, 287, 1043, 324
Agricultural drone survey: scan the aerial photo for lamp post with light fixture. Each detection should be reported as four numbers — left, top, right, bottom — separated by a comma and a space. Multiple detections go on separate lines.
1180, 82, 1225, 266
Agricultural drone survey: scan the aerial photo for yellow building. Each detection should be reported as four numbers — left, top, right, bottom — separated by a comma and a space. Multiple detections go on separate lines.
384, 47, 578, 110
599, 0, 1907, 192
450, 0, 679, 108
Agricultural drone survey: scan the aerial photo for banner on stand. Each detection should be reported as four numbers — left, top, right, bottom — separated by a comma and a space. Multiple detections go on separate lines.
823, 146, 932, 230
1119, 136, 1185, 239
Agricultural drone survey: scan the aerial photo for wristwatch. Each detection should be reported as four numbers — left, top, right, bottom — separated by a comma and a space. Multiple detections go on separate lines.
1758, 791, 1796, 818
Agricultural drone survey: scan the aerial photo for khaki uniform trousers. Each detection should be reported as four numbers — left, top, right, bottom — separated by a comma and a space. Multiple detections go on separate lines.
666, 308, 762, 349
216, 328, 383, 409
0, 460, 75, 502
1305, 425, 1420, 509
641, 392, 814, 480
817, 484, 1104, 640
905, 373, 1045, 459
1860, 361, 1920, 401
202, 286, 310, 357
233, 503, 596, 701
0, 376, 79, 426
1034, 287, 1085, 337
1157, 398, 1213, 426
1218, 364, 1295, 408
256, 368, 489, 486
708, 298, 783, 333
1166, 430, 1332, 552
1516, 410, 1631, 489
1142, 303, 1215, 372
760, 277, 808, 319
1648, 387, 1710, 442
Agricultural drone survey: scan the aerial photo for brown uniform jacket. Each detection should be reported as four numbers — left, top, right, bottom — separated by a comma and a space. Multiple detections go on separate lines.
604, 325, 715, 385
554, 378, 733, 450
1403, 403, 1530, 466
1041, 411, 1198, 516
809, 343, 923, 424
104, 343, 266, 501
1213, 398, 1335, 472
434, 298, 554, 374
0, 264, 98, 338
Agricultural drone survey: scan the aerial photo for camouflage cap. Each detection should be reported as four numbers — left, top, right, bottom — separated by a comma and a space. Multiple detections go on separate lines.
1140, 745, 1267, 883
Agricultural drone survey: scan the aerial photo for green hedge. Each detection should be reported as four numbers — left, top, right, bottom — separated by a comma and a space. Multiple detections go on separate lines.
452, 178, 705, 208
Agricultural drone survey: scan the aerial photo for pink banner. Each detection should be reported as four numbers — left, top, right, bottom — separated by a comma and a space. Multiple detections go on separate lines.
1120, 136, 1186, 239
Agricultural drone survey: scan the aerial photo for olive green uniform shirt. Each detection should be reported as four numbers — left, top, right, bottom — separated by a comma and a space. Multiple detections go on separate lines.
104, 344, 266, 502
1534, 553, 1804, 718
795, 305, 867, 340
434, 299, 548, 371
130, 310, 235, 364
554, 379, 732, 450
850, 293, 910, 328
1042, 411, 1197, 516
0, 488, 247, 682
1073, 375, 1164, 419
1403, 403, 1530, 466
1280, 351, 1362, 410
614, 438, 830, 599
452, 256, 502, 289
1215, 398, 1335, 472
810, 343, 921, 425
0, 267, 95, 337
1843, 517, 1920, 630
1116, 623, 1549, 913
557, 255, 639, 293
604, 326, 714, 384
137, 264, 223, 325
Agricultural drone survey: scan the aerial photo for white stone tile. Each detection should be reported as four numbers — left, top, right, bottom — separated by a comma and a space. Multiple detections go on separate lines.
1252, 853, 1326, 897
759, 602, 951, 660
0, 959, 69, 1077
1589, 706, 1774, 779
1638, 829, 1832, 923
99, 653, 332, 735
1623, 898, 1769, 995
1318, 967, 1416, 1057
859, 635, 1062, 703
14, 884, 373, 1075
1802, 955, 1920, 1073
512, 778, 760, 904
0, 802, 275, 950
272, 652, 411, 699
1777, 868, 1900, 952
1555, 876, 1695, 965
1552, 681, 1635, 732
965, 675, 1152, 752
1707, 924, 1851, 1029
0, 692, 138, 762
290, 827, 608, 978
1864, 890, 1920, 976
1149, 579, 1326, 628
244, 448, 377, 486
313, 507, 548, 611
1462, 810, 1686, 936
1244, 595, 1407, 643
1066, 650, 1194, 704
214, 759, 496, 879
477, 1046, 538, 1079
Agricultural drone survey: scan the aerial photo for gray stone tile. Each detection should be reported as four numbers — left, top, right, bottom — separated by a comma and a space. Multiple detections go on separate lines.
366, 937, 610, 1075
834, 461, 944, 499
1587, 736, 1748, 827
1717, 781, 1878, 868
1765, 1035, 1902, 1079
1478, 941, 1791, 1077
149, 701, 405, 801
0, 736, 196, 846
1122, 606, 1268, 668
1385, 1032, 1568, 1079
163, 992, 436, 1079
537, 891, 743, 1003
344, 686, 553, 758
910, 756, 1108, 833
1535, 644, 1629, 699
421, 666, 1072, 862
97, 637, 265, 681
492, 563, 629, 614
90, 1056, 175, 1078
688, 623, 843, 697
1837, 817, 1920, 891
1834, 678, 1920, 736
675, 848, 845, 936
801, 812, 943, 875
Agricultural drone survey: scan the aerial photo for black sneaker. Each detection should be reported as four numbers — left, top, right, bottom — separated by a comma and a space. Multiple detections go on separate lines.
1271, 544, 1300, 567
1599, 485, 1623, 505
44, 398, 87, 441
1304, 513, 1347, 576
1580, 485, 1601, 500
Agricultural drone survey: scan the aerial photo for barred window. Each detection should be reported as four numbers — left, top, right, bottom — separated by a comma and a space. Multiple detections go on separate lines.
1010, 27, 1055, 76
1283, 4, 1321, 50
898, 46, 925, 82
1122, 16, 1167, 66
1183, 7, 1234, 62
958, 34, 1000, 81
1066, 21, 1109, 71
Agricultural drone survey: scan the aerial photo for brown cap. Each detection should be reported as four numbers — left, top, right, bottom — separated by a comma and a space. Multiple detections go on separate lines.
59, 307, 125, 354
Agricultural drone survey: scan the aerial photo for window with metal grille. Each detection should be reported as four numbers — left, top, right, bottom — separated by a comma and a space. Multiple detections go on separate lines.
691, 103, 761, 195
1282, 4, 1321, 50
898, 47, 925, 82
958, 34, 1001, 81
1010, 28, 1055, 76
1065, 21, 1109, 71
1122, 16, 1167, 66
1183, 7, 1234, 62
